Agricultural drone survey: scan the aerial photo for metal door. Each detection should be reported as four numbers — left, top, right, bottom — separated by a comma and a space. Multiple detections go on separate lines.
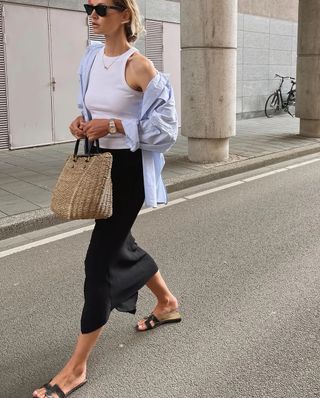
4, 3, 52, 148
49, 8, 88, 142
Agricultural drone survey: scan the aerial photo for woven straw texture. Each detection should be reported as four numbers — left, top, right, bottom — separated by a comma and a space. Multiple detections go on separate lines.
51, 152, 113, 220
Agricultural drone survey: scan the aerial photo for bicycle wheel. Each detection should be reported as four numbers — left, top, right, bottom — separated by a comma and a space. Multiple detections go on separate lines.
265, 93, 280, 118
286, 90, 296, 117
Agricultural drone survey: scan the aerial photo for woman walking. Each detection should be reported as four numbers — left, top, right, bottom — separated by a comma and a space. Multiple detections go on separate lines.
33, 1, 180, 397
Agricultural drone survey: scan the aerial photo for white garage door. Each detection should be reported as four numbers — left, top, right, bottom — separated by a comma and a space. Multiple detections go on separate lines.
4, 4, 87, 148
49, 8, 88, 142
5, 3, 52, 148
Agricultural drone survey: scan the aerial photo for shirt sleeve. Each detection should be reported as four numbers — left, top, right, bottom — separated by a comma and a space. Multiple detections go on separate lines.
122, 73, 179, 153
77, 59, 83, 115
77, 85, 83, 115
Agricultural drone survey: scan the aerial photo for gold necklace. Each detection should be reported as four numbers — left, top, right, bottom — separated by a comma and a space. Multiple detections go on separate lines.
101, 52, 122, 70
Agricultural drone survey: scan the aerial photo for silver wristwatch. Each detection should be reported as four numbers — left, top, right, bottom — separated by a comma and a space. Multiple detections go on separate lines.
108, 119, 117, 135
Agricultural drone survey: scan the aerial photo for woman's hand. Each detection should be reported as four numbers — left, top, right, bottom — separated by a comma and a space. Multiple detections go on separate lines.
81, 119, 109, 141
69, 115, 86, 139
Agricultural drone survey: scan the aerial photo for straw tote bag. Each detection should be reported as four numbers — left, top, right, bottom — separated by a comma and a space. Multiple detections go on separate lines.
51, 138, 113, 220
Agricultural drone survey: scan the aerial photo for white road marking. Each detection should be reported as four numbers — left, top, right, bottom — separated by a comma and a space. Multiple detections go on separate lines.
286, 158, 320, 169
1, 156, 319, 258
139, 207, 155, 214
139, 198, 186, 214
0, 225, 94, 259
275, 168, 289, 173
161, 198, 187, 207
243, 168, 287, 182
185, 181, 244, 199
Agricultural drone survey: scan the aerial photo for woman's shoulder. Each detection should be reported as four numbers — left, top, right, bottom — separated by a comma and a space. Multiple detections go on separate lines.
128, 51, 158, 91
129, 51, 156, 75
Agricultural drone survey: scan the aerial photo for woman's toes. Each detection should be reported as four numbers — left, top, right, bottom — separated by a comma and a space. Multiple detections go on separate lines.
137, 317, 148, 326
137, 322, 146, 330
33, 387, 46, 398
137, 319, 156, 330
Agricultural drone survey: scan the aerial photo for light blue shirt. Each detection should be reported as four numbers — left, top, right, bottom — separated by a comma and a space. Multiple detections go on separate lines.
77, 42, 179, 207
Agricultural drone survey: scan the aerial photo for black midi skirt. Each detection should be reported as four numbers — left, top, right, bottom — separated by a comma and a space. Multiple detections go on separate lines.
81, 148, 158, 334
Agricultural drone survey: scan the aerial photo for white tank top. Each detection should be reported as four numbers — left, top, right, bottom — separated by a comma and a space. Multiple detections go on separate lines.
85, 47, 143, 149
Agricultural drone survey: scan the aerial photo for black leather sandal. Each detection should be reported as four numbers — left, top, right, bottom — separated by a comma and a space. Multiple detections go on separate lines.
136, 310, 182, 331
42, 379, 87, 398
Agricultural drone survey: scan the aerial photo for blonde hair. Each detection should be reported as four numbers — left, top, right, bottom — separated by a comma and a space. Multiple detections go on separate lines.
114, 0, 145, 43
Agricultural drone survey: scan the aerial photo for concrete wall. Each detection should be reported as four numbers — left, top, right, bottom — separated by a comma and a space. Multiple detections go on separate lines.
136, 0, 299, 119
238, 0, 299, 22
237, 14, 298, 118
146, 0, 179, 23
163, 22, 181, 124
166, 0, 299, 22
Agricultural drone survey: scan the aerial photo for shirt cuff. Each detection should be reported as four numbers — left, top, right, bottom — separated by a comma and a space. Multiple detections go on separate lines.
122, 119, 140, 151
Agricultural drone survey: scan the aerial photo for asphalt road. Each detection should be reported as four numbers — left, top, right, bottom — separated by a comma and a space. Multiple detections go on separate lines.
1, 154, 320, 398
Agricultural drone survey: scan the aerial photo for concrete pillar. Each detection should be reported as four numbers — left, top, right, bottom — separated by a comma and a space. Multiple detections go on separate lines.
181, 0, 237, 163
296, 0, 320, 137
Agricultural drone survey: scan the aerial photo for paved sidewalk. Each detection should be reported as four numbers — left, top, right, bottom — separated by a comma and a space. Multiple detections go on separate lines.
1, 114, 320, 239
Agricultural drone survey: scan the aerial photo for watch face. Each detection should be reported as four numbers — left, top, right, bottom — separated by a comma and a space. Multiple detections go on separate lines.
109, 120, 117, 134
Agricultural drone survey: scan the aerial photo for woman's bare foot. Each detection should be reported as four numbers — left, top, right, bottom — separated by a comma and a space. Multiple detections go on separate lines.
32, 363, 87, 398
136, 295, 179, 331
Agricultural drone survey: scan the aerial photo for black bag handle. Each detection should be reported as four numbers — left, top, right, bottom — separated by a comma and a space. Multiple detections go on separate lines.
74, 138, 100, 158
72, 111, 99, 157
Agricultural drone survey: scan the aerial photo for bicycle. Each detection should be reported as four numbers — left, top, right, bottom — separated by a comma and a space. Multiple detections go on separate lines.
265, 74, 296, 118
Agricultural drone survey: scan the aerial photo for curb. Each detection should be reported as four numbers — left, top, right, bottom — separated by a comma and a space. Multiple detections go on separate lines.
1, 144, 320, 240
0, 209, 66, 241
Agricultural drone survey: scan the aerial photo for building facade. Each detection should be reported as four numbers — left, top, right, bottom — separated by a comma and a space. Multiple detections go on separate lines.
0, 0, 298, 150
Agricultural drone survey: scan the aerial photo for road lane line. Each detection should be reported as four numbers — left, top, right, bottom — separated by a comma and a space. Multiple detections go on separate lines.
185, 181, 244, 200
139, 207, 155, 214
139, 198, 186, 214
1, 156, 320, 258
286, 158, 320, 169
0, 225, 94, 259
157, 198, 187, 207
243, 169, 287, 182
275, 168, 289, 173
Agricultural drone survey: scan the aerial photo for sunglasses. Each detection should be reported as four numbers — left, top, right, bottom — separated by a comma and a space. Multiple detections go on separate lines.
84, 4, 125, 17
